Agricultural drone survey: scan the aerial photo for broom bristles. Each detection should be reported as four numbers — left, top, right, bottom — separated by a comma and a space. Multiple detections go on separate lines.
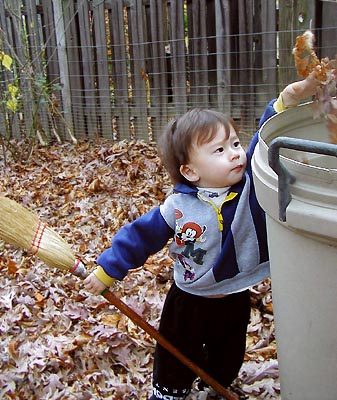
0, 197, 86, 277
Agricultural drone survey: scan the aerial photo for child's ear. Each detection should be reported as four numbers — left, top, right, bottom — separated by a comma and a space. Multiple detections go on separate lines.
180, 164, 199, 183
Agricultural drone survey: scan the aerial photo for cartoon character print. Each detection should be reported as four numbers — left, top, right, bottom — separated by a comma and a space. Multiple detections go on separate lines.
177, 254, 195, 281
175, 221, 207, 246
174, 209, 207, 281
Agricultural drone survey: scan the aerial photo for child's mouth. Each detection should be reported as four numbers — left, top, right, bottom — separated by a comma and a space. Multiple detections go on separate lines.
232, 164, 243, 172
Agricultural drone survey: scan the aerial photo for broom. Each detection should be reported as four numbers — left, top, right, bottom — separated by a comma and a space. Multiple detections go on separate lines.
0, 196, 239, 400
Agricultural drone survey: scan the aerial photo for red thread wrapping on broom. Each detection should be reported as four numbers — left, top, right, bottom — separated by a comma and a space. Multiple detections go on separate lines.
70, 259, 81, 273
29, 220, 47, 255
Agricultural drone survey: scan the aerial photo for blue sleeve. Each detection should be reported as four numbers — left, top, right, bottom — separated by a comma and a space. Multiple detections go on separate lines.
96, 207, 174, 280
258, 99, 277, 129
247, 99, 277, 159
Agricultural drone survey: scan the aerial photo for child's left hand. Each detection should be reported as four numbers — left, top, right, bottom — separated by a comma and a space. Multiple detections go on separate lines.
282, 71, 321, 107
83, 272, 108, 295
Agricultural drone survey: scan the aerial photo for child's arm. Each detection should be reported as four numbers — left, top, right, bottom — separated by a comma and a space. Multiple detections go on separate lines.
274, 71, 320, 112
83, 207, 174, 296
249, 73, 322, 156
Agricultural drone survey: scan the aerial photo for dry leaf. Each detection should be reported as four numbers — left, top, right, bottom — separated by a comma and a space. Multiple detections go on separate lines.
6, 259, 19, 275
73, 333, 92, 346
101, 313, 120, 327
293, 31, 337, 144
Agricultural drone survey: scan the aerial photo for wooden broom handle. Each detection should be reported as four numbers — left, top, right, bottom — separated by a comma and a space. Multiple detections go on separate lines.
101, 289, 239, 400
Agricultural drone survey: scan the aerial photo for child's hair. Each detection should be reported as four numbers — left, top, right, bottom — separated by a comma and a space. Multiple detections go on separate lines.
158, 108, 238, 185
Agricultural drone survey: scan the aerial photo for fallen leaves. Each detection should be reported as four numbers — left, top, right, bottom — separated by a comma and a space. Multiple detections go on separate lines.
0, 139, 279, 399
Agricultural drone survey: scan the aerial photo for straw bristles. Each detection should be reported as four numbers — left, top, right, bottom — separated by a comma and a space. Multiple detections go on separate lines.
0, 197, 81, 273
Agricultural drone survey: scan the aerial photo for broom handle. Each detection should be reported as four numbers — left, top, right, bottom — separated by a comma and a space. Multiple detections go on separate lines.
99, 289, 239, 400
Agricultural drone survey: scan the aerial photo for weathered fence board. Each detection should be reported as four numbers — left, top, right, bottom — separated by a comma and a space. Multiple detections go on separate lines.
146, 0, 168, 139
169, 0, 188, 116
92, 0, 113, 138
320, 2, 337, 59
109, 0, 130, 139
0, 0, 336, 144
28, 0, 51, 139
127, 0, 149, 138
11, 0, 32, 140
63, 0, 84, 138
278, 0, 317, 88
77, 0, 99, 137
237, 0, 255, 132
53, 0, 74, 140
214, 0, 231, 115
0, 0, 8, 138
187, 0, 209, 108
254, 0, 277, 110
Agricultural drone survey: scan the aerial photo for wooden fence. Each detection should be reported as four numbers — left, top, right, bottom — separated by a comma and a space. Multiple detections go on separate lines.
0, 0, 336, 144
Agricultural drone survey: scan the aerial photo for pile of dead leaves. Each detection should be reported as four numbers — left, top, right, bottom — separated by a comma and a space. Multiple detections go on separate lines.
0, 139, 279, 399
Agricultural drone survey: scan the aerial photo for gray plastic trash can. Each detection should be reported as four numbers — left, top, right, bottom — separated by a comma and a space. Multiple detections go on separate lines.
252, 102, 337, 400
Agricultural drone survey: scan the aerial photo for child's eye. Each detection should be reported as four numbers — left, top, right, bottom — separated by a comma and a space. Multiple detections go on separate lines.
215, 147, 224, 153
233, 140, 241, 148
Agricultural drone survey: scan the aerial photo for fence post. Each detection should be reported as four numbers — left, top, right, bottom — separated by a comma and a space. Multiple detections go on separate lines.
41, 0, 65, 139
278, 0, 317, 90
318, 1, 337, 59
238, 0, 254, 134
127, 0, 149, 138
214, 0, 232, 115
52, 0, 75, 140
254, 0, 277, 117
77, 0, 98, 138
168, 0, 187, 117
63, 0, 85, 138
92, 0, 113, 139
147, 0, 168, 140
187, 0, 209, 108
109, 0, 130, 140
13, 0, 35, 140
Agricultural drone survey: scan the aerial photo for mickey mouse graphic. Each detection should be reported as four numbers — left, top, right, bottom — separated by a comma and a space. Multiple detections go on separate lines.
175, 221, 207, 246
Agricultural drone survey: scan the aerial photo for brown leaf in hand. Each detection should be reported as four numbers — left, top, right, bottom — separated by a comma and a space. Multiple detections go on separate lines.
294, 31, 337, 144
292, 30, 325, 80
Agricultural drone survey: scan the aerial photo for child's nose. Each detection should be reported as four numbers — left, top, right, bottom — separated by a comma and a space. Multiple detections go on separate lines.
230, 149, 240, 160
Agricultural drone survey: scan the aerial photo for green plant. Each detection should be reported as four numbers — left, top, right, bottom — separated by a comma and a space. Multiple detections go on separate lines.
0, 39, 71, 164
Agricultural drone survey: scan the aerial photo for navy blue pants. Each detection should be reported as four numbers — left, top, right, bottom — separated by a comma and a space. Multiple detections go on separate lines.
152, 283, 251, 398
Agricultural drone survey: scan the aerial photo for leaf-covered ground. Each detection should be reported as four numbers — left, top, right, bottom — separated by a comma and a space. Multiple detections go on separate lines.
0, 139, 280, 399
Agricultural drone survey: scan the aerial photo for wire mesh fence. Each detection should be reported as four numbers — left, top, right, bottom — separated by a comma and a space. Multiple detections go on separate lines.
0, 0, 336, 146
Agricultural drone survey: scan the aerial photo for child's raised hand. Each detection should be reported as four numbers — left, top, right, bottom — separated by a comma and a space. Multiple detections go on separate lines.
281, 71, 320, 108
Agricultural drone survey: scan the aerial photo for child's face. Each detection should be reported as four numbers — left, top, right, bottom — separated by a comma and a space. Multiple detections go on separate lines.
180, 124, 247, 188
